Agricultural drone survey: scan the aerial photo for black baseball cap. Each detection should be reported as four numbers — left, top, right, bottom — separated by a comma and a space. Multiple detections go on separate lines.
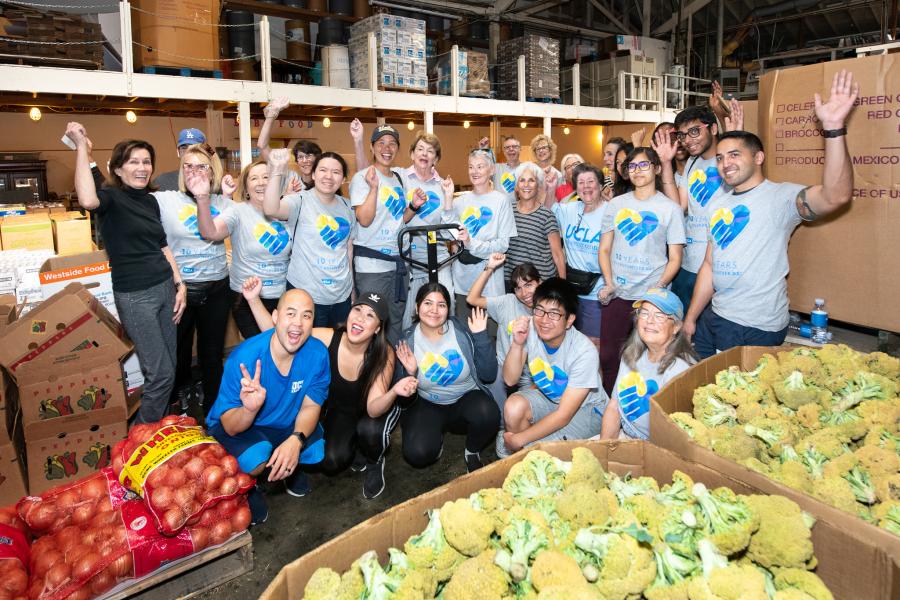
353, 291, 389, 323
371, 124, 400, 145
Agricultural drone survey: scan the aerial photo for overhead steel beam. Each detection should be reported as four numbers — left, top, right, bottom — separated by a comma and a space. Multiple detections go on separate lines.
505, 11, 618, 36
642, 0, 652, 36
587, 0, 636, 34
493, 0, 518, 11
516, 0, 569, 16
653, 0, 715, 34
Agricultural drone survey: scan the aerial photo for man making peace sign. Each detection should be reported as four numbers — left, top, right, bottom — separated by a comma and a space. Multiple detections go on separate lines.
206, 288, 330, 525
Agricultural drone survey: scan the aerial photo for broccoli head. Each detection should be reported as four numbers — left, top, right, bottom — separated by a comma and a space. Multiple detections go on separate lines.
811, 476, 862, 514
686, 561, 769, 600
878, 503, 900, 536
864, 426, 900, 452
743, 417, 797, 457
854, 444, 900, 478
773, 370, 830, 410
863, 351, 900, 380
821, 450, 859, 479
502, 450, 571, 502
872, 473, 900, 503
772, 458, 813, 494
856, 398, 900, 432
670, 412, 711, 448
529, 549, 587, 592
693, 385, 738, 427
557, 481, 618, 530
608, 473, 660, 504
777, 348, 828, 383
832, 372, 898, 412
385, 548, 437, 600
333, 558, 366, 600
745, 495, 815, 570
798, 429, 851, 460
564, 447, 608, 490
658, 507, 704, 558
818, 409, 869, 441
749, 353, 782, 386
656, 471, 696, 507
302, 567, 341, 599
715, 366, 774, 406
691, 483, 759, 555
534, 583, 604, 599
495, 512, 551, 583
709, 426, 763, 463
442, 550, 509, 600
470, 487, 516, 535
404, 509, 465, 583
573, 523, 656, 598
773, 568, 834, 600
439, 498, 495, 557
795, 403, 824, 433
842, 467, 878, 505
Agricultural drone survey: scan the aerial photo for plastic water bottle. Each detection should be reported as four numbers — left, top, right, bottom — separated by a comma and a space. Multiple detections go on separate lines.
788, 312, 812, 338
810, 298, 829, 344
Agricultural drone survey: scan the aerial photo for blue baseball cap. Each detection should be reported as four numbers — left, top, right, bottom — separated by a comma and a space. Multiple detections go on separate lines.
177, 128, 206, 147
632, 288, 684, 320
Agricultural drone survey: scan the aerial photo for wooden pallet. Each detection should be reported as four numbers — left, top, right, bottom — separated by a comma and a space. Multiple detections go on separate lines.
527, 96, 562, 104
141, 65, 224, 79
381, 85, 428, 94
98, 531, 253, 600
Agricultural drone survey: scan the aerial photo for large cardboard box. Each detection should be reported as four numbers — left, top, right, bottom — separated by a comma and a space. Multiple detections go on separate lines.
25, 409, 124, 495
0, 282, 132, 377
758, 55, 900, 332
260, 441, 900, 600
51, 211, 92, 256
131, 0, 220, 71
0, 214, 54, 252
650, 346, 900, 563
39, 251, 115, 317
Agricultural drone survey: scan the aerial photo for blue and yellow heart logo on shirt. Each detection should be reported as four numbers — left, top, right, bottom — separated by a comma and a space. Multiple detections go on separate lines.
379, 185, 407, 220
420, 350, 464, 385
688, 166, 723, 208
253, 220, 289, 255
315, 214, 351, 249
529, 357, 569, 400
461, 206, 493, 237
614, 208, 659, 246
178, 204, 219, 239
499, 172, 516, 194
617, 371, 658, 422
710, 205, 750, 250
407, 189, 441, 219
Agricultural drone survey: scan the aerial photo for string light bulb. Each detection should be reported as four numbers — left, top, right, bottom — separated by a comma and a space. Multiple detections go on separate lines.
407, 120, 415, 130
125, 110, 137, 123
29, 107, 41, 121
322, 117, 331, 128
563, 126, 570, 135
520, 122, 527, 128
463, 120, 471, 129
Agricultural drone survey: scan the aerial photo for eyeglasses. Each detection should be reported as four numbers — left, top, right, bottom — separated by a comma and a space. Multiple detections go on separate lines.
514, 281, 538, 293
182, 163, 211, 173
535, 145, 551, 153
533, 306, 564, 321
296, 152, 317, 162
637, 309, 673, 324
503, 144, 521, 151
674, 123, 709, 141
627, 161, 652, 173
565, 161, 583, 171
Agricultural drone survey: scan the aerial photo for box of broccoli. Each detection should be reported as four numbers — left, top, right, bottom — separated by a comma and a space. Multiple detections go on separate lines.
650, 344, 900, 564
260, 440, 898, 600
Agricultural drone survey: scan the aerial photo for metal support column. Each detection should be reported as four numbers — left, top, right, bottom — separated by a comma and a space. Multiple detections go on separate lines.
238, 101, 252, 169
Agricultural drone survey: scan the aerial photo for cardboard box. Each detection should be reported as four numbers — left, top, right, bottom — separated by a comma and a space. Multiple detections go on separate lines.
25, 410, 125, 495
39, 250, 116, 318
0, 293, 15, 330
0, 410, 27, 506
51, 211, 92, 256
0, 214, 54, 252
259, 441, 900, 600
131, 0, 220, 71
758, 55, 900, 332
0, 282, 131, 377
650, 346, 900, 564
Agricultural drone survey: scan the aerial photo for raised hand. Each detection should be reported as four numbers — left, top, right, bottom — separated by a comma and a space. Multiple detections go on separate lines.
510, 315, 530, 346
486, 252, 506, 270
288, 175, 303, 194
652, 128, 677, 163
411, 187, 427, 210
239, 360, 266, 412
708, 80, 730, 118
392, 375, 418, 397
814, 69, 859, 129
544, 167, 559, 189
242, 276, 262, 301
221, 173, 237, 198
65, 122, 89, 149
185, 169, 211, 198
395, 340, 418, 375
364, 165, 379, 190
269, 148, 292, 170
263, 96, 289, 119
350, 118, 365, 143
478, 136, 490, 150
440, 175, 454, 203
468, 306, 488, 333
723, 98, 743, 132
630, 127, 647, 147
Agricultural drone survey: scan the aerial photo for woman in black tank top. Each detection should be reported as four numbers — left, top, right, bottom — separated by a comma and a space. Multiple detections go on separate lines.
242, 279, 417, 499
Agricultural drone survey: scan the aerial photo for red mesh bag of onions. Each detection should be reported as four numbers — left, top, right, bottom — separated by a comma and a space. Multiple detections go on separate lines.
25, 495, 250, 600
111, 416, 254, 536
0, 506, 29, 600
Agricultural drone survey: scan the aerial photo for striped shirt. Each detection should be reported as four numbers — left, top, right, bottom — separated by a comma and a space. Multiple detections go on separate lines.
505, 201, 559, 281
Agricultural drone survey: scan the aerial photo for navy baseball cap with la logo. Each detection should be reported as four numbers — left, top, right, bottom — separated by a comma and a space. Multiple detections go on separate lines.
178, 128, 206, 147
370, 124, 400, 145
353, 291, 389, 323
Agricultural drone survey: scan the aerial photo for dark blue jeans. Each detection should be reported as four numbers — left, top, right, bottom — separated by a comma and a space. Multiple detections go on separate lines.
284, 281, 352, 328
693, 307, 788, 359
671, 268, 697, 316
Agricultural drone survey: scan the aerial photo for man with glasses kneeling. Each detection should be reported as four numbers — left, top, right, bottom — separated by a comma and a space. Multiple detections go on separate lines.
497, 278, 609, 456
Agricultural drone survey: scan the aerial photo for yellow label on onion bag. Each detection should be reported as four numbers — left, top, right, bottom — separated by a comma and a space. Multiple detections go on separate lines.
119, 425, 216, 496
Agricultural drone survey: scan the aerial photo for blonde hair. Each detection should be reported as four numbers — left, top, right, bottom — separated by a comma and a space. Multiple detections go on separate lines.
410, 130, 442, 161
234, 159, 268, 203
530, 134, 557, 166
178, 143, 224, 194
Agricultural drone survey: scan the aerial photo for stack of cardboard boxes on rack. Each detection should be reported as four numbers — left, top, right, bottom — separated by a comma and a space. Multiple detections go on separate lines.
435, 48, 491, 97
497, 33, 560, 101
348, 14, 428, 91
0, 6, 103, 67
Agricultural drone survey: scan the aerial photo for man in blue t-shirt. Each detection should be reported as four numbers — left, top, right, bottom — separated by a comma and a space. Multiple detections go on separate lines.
206, 288, 330, 524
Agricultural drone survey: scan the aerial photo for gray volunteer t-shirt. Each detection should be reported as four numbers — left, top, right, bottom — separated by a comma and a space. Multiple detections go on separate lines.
448, 190, 517, 296
349, 168, 406, 274
708, 179, 805, 332
681, 155, 730, 273
486, 293, 531, 386
155, 190, 231, 282
400, 169, 451, 271
284, 189, 356, 304
523, 320, 608, 410
493, 162, 517, 200
601, 191, 686, 301
413, 321, 477, 405
614, 353, 691, 440
219, 202, 291, 299
553, 201, 607, 300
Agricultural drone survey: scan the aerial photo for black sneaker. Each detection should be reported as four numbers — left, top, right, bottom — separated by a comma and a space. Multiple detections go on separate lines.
350, 450, 367, 473
248, 485, 268, 525
363, 458, 385, 499
464, 451, 483, 473
169, 386, 190, 417
285, 470, 311, 497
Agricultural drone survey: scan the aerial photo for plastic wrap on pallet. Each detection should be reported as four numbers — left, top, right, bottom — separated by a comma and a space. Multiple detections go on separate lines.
348, 13, 427, 90
497, 34, 560, 100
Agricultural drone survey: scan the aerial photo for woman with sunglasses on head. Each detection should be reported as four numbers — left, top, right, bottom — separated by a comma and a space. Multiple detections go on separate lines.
263, 148, 356, 328
499, 278, 608, 456
600, 288, 696, 440
194, 158, 291, 340
67, 122, 186, 424
154, 143, 234, 416
506, 161, 565, 282
396, 283, 500, 473
256, 97, 321, 191
553, 163, 609, 353
597, 146, 686, 396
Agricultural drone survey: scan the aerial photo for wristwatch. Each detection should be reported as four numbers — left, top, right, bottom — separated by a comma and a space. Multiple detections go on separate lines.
821, 127, 847, 138
292, 431, 307, 449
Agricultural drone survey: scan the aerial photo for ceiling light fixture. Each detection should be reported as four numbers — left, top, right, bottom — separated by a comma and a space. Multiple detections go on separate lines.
463, 120, 470, 129
125, 110, 137, 123
323, 117, 331, 128
29, 107, 41, 121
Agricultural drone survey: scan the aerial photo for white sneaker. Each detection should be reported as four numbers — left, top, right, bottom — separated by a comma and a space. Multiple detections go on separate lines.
495, 430, 510, 459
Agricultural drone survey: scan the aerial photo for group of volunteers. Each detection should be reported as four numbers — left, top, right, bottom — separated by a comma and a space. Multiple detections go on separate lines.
65, 69, 859, 524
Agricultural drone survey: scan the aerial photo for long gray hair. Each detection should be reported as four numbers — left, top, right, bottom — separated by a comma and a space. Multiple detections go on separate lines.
621, 312, 698, 375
